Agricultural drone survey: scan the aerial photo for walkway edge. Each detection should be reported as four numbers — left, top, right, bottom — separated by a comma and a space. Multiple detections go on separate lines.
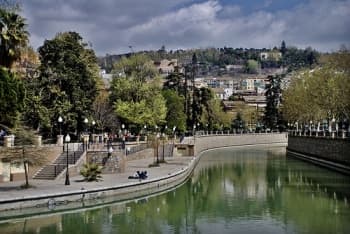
0, 157, 199, 212
287, 148, 350, 175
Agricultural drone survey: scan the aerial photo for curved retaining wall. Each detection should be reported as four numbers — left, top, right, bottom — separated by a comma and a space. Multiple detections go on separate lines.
194, 133, 288, 155
0, 157, 199, 214
287, 135, 350, 174
0, 133, 288, 213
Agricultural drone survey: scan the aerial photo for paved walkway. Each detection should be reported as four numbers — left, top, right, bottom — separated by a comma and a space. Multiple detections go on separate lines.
0, 156, 194, 203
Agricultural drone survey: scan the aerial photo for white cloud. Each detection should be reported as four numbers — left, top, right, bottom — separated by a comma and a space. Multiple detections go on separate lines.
22, 0, 350, 54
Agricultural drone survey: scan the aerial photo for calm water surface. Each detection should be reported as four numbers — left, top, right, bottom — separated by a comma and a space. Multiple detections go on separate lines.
1, 145, 349, 234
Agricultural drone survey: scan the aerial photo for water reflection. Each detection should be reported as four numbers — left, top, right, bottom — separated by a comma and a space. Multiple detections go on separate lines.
1, 146, 349, 234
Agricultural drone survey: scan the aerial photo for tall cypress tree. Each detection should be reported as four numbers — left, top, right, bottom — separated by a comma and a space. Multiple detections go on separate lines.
264, 75, 284, 130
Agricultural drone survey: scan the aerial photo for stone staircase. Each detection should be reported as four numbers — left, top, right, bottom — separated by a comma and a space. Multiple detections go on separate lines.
33, 145, 84, 180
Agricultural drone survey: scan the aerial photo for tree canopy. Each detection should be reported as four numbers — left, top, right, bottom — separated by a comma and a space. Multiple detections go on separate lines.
283, 49, 350, 123
36, 31, 100, 135
162, 90, 186, 132
0, 67, 24, 127
110, 54, 167, 128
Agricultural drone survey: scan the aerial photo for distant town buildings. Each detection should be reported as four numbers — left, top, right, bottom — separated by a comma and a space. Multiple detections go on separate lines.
154, 59, 179, 75
260, 51, 282, 61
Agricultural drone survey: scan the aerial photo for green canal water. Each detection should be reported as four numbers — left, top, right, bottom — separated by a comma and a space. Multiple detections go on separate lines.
1, 145, 349, 234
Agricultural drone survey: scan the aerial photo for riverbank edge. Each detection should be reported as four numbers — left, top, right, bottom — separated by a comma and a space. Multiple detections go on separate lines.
0, 142, 287, 213
0, 156, 199, 213
286, 148, 350, 175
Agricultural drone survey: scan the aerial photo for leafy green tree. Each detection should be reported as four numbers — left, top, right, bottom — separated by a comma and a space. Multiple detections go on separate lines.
37, 31, 100, 136
0, 6, 28, 69
283, 49, 350, 123
162, 90, 186, 132
110, 54, 167, 128
163, 66, 185, 95
282, 46, 319, 71
92, 90, 118, 133
245, 59, 259, 74
200, 98, 231, 130
0, 67, 24, 127
232, 112, 245, 131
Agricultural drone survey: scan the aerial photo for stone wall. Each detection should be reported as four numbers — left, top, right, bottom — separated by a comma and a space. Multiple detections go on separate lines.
194, 133, 288, 155
0, 146, 63, 182
287, 136, 350, 166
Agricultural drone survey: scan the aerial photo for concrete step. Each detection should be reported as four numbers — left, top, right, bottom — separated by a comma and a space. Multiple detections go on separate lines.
33, 164, 66, 180
33, 150, 85, 180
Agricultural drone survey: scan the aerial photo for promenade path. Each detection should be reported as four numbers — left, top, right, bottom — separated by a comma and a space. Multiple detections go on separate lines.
0, 156, 194, 204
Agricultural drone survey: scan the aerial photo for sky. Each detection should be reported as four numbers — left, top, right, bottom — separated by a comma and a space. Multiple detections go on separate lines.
20, 0, 350, 56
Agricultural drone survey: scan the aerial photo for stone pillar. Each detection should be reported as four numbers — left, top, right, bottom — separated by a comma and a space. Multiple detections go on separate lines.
34, 135, 42, 147
92, 134, 98, 143
4, 135, 13, 147
83, 134, 89, 150
57, 135, 64, 146
136, 135, 140, 144
342, 131, 346, 139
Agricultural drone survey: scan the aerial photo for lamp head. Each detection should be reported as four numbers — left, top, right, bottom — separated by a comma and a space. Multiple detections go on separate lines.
65, 134, 71, 142
108, 146, 113, 153
58, 116, 63, 123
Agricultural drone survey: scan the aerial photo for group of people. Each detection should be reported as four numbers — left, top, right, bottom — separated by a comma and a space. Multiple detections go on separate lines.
128, 171, 148, 180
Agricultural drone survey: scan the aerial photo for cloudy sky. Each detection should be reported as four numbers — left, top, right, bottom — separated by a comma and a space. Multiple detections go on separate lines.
20, 0, 350, 55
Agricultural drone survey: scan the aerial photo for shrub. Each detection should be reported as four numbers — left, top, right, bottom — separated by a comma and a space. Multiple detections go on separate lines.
80, 163, 103, 182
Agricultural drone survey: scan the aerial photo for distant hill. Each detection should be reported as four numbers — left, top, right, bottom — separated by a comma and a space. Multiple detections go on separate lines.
98, 45, 319, 74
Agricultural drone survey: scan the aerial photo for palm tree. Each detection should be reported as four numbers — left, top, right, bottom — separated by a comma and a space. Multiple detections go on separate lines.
0, 7, 29, 69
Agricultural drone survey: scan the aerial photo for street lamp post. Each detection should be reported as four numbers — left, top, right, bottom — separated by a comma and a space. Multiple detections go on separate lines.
91, 120, 96, 143
108, 145, 113, 157
172, 126, 176, 156
121, 124, 125, 150
58, 116, 63, 135
155, 125, 159, 164
65, 134, 71, 185
143, 125, 147, 143
84, 118, 88, 133
332, 118, 336, 138
83, 118, 89, 151
92, 120, 95, 133
162, 126, 167, 162
309, 121, 313, 136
